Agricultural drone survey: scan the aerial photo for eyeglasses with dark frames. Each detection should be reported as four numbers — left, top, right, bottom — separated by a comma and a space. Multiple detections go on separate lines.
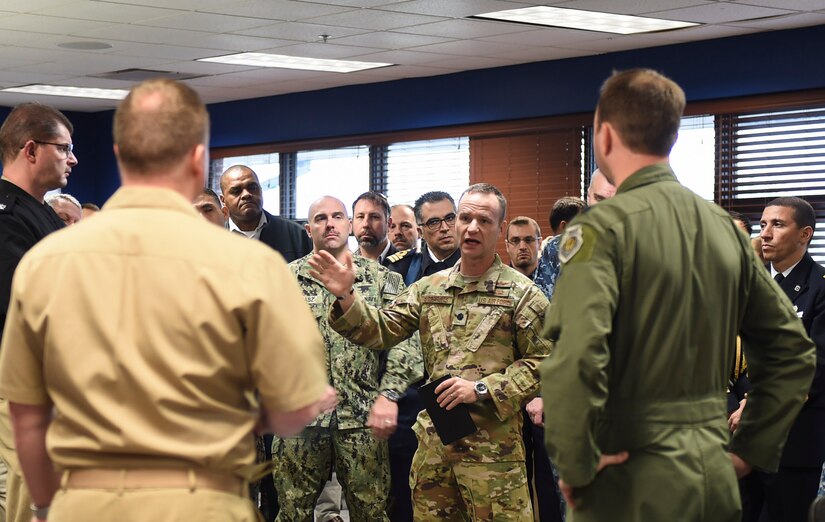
28, 140, 74, 158
507, 236, 540, 246
419, 213, 456, 231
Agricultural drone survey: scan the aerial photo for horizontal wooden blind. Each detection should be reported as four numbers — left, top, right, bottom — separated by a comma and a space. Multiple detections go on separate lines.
470, 129, 584, 259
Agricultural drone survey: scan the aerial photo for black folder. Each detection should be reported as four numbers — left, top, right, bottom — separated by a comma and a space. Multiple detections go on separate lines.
418, 375, 478, 445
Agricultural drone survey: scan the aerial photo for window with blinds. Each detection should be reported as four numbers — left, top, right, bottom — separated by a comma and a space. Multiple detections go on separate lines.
671, 115, 715, 201
376, 137, 470, 207
210, 153, 280, 215
295, 146, 369, 220
717, 105, 825, 262
470, 129, 585, 255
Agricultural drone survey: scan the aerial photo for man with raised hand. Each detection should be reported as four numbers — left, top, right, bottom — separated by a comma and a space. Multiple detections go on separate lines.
309, 183, 552, 520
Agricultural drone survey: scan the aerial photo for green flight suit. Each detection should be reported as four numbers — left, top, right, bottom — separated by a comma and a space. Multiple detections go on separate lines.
273, 254, 423, 522
330, 256, 553, 521
541, 164, 816, 522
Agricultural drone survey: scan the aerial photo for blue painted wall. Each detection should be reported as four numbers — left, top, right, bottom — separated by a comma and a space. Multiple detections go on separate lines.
5, 23, 825, 204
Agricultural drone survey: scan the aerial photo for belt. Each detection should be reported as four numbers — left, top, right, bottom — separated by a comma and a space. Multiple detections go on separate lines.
61, 468, 246, 496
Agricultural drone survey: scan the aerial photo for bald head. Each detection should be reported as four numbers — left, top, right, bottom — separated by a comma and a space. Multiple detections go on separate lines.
306, 196, 351, 256
219, 165, 263, 230
587, 169, 616, 206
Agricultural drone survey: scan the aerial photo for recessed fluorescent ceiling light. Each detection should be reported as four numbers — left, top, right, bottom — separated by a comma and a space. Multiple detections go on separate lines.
198, 52, 393, 73
1, 85, 128, 100
475, 6, 698, 34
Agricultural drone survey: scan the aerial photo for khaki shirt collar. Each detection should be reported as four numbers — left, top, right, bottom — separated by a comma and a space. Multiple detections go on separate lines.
617, 162, 679, 195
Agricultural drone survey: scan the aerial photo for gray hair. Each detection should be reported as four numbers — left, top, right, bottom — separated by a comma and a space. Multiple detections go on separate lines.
46, 192, 81, 210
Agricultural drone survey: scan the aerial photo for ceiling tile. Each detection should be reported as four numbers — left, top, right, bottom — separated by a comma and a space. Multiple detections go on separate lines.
659, 23, 755, 40
353, 63, 461, 79
327, 31, 454, 49
0, 30, 65, 48
728, 0, 825, 10
106, 42, 232, 61
478, 27, 615, 46
728, 12, 825, 30
486, 45, 596, 62
0, 14, 114, 34
397, 18, 540, 38
303, 9, 447, 31
304, 0, 409, 7
347, 49, 460, 65
379, 0, 533, 18
138, 12, 276, 33
411, 39, 524, 56
33, 1, 184, 23
649, 3, 795, 23
426, 54, 518, 70
264, 42, 385, 59
565, 31, 698, 53
236, 21, 369, 40
0, 0, 78, 12
195, 0, 353, 19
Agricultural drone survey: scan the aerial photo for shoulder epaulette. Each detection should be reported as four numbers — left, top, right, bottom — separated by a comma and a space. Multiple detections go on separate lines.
387, 248, 413, 264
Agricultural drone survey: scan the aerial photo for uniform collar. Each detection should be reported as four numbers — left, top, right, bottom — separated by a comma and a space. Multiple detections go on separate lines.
102, 186, 202, 218
445, 254, 505, 291
616, 163, 679, 195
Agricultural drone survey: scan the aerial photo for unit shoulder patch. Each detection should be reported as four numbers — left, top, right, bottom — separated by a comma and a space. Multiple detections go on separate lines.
558, 224, 597, 264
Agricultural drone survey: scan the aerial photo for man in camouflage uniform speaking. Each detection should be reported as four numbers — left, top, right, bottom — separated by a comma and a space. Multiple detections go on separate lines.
274, 195, 422, 522
308, 183, 552, 521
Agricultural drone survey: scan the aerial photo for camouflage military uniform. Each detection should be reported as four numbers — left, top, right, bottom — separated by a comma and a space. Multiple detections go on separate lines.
273, 254, 423, 522
329, 255, 552, 521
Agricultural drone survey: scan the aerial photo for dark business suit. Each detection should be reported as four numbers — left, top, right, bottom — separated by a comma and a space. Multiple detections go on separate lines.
745, 253, 825, 522
259, 210, 312, 263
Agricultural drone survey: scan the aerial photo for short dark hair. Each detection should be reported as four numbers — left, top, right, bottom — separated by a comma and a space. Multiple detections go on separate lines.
767, 197, 816, 242
0, 103, 74, 165
352, 191, 390, 219
460, 183, 507, 224
81, 202, 100, 211
114, 79, 209, 175
596, 68, 685, 157
550, 197, 586, 233
507, 216, 541, 239
728, 211, 752, 234
414, 191, 455, 223
202, 187, 222, 207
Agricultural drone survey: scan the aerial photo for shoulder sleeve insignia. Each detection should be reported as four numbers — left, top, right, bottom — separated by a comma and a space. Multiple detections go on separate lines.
558, 224, 584, 264
383, 271, 403, 296
387, 248, 412, 263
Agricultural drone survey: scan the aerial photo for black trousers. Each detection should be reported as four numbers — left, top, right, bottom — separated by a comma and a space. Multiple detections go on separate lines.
740, 467, 820, 522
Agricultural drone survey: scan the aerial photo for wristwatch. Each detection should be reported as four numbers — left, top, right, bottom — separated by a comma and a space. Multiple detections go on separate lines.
30, 503, 49, 520
381, 390, 401, 402
474, 381, 489, 400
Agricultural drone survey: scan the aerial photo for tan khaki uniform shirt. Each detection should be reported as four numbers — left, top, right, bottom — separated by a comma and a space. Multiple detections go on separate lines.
0, 187, 327, 473
330, 255, 552, 462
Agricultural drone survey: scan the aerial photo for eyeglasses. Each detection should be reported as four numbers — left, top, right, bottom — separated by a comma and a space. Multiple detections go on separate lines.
419, 213, 456, 231
32, 140, 74, 157
507, 236, 540, 246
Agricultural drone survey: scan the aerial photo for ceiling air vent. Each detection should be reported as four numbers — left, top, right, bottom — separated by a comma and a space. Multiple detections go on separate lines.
92, 69, 205, 82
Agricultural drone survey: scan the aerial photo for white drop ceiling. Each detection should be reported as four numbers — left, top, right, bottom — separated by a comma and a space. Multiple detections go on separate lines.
0, 0, 824, 112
